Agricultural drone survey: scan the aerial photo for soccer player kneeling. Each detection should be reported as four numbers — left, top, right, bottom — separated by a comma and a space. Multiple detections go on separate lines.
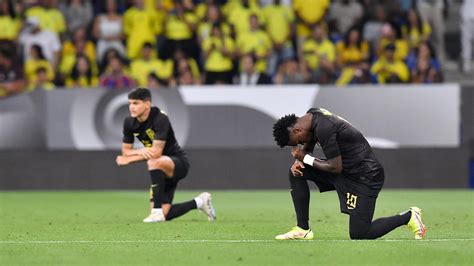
116, 88, 216, 222
272, 108, 426, 240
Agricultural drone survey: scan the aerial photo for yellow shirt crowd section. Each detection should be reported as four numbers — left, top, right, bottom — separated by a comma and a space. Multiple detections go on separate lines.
0, 0, 438, 93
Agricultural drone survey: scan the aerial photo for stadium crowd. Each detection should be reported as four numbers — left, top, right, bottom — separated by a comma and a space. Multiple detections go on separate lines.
0, 0, 450, 98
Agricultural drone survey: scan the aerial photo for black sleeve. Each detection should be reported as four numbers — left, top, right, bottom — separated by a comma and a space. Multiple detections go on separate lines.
317, 123, 341, 160
153, 114, 170, 141
122, 118, 134, 144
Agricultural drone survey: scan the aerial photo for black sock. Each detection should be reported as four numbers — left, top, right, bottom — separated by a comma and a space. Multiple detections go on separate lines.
289, 170, 310, 230
166, 200, 197, 220
149, 169, 166, 208
350, 212, 412, 239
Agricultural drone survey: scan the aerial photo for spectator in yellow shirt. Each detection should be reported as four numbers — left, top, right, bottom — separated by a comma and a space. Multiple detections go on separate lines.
371, 43, 410, 84
31, 67, 56, 91
377, 23, 409, 61
263, 0, 295, 75
172, 48, 200, 84
236, 14, 272, 73
60, 27, 96, 81
335, 27, 371, 85
197, 4, 231, 44
293, 0, 330, 44
25, 0, 66, 38
194, 0, 213, 21
0, 0, 21, 41
25, 44, 54, 91
123, 0, 161, 60
131, 42, 174, 87
202, 23, 235, 84
227, 0, 264, 38
144, 0, 167, 53
176, 58, 201, 85
163, 1, 199, 60
66, 55, 99, 88
300, 24, 336, 83
403, 8, 432, 50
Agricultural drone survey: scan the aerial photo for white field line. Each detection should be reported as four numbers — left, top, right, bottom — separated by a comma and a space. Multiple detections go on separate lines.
0, 239, 473, 244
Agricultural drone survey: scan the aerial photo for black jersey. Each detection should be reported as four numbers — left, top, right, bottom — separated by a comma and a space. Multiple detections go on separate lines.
122, 106, 185, 157
307, 108, 383, 183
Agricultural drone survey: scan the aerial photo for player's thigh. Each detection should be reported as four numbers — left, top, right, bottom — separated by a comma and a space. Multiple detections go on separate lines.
147, 156, 175, 177
301, 167, 337, 192
337, 188, 377, 223
169, 155, 190, 180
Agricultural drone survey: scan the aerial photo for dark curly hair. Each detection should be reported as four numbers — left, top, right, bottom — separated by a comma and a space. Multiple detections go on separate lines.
273, 114, 297, 148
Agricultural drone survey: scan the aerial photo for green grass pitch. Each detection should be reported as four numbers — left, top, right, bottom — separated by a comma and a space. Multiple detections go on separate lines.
1, 190, 473, 265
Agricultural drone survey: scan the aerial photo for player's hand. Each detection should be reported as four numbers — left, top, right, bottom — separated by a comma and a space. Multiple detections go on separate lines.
291, 160, 305, 176
291, 146, 306, 161
116, 155, 130, 166
139, 148, 154, 160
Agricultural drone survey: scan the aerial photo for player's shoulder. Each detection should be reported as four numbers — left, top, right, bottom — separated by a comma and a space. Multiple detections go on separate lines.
123, 116, 135, 125
150, 106, 170, 124
151, 106, 168, 118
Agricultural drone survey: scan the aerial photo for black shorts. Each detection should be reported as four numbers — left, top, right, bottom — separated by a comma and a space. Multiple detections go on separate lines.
149, 155, 190, 204
301, 167, 384, 223
169, 155, 190, 180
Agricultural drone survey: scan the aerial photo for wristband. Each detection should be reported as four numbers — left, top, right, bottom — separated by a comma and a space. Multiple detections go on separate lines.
303, 154, 315, 166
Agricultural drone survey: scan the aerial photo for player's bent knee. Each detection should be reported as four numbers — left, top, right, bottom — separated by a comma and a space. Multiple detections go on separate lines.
147, 159, 156, 168
147, 158, 165, 169
349, 229, 368, 240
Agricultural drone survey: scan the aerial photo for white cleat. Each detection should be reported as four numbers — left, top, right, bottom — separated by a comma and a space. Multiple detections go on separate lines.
197, 192, 216, 221
143, 209, 165, 223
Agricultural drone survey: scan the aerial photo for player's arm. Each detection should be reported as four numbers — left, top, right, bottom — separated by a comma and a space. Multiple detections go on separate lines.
291, 147, 342, 174
116, 140, 166, 166
117, 118, 155, 165
116, 143, 149, 166
312, 156, 342, 174
121, 143, 151, 157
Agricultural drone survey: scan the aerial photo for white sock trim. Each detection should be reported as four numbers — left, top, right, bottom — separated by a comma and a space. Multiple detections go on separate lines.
194, 197, 204, 209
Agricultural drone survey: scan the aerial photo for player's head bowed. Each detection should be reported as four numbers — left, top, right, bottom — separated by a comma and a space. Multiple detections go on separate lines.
273, 114, 297, 148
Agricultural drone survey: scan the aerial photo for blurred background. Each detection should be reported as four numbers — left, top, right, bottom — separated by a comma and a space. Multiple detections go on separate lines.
0, 0, 472, 190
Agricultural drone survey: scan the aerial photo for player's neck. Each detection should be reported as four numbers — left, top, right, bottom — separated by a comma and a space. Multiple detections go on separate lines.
136, 107, 151, 122
299, 114, 313, 131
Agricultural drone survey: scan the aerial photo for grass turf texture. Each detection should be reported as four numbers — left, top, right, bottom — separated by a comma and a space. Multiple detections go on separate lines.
1, 190, 472, 265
